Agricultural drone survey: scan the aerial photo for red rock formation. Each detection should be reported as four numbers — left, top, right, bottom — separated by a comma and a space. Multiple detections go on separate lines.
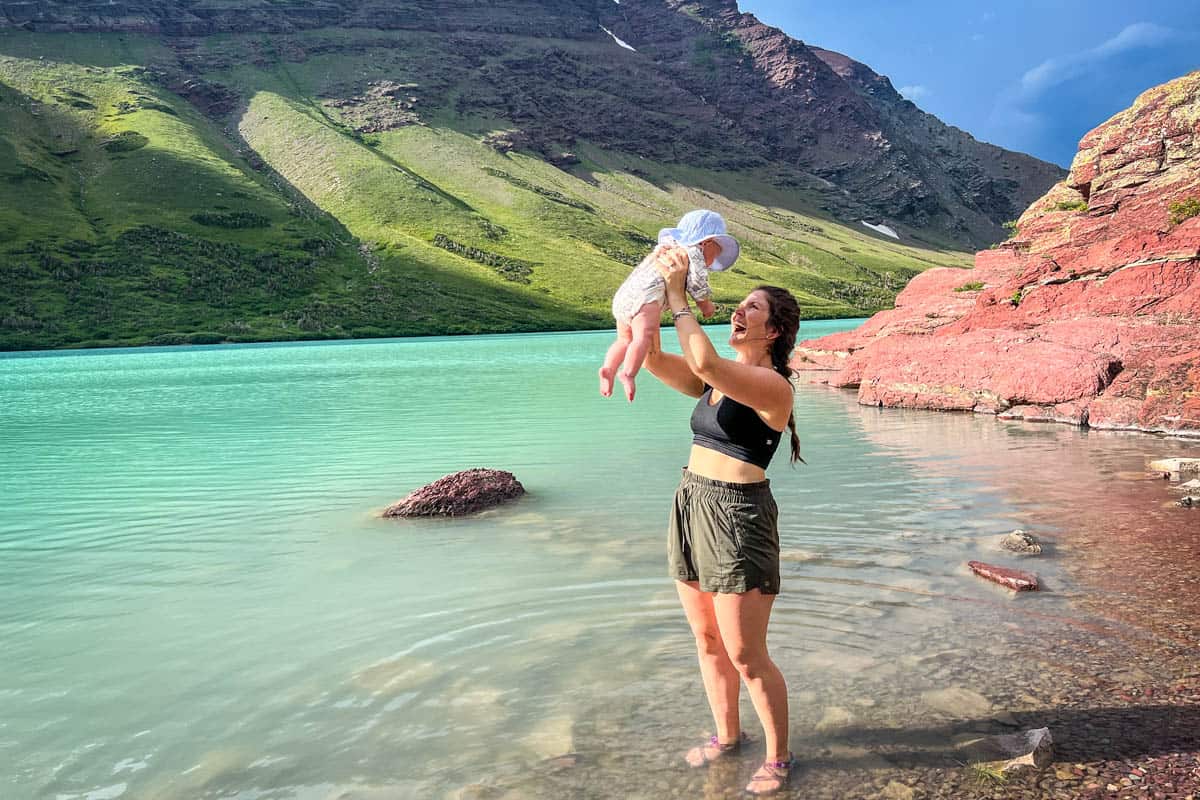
794, 71, 1200, 437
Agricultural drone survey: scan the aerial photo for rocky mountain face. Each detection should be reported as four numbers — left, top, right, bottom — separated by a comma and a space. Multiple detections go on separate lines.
794, 71, 1200, 437
595, 1, 1064, 244
1, 0, 1062, 249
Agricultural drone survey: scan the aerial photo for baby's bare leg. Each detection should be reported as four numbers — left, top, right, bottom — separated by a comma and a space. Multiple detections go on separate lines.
599, 322, 633, 397
619, 302, 662, 402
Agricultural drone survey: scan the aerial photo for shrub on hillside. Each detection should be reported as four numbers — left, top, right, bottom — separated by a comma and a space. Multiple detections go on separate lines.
480, 167, 595, 213
1169, 197, 1200, 226
1054, 200, 1088, 212
191, 211, 271, 229
954, 281, 985, 292
433, 234, 534, 283
102, 131, 149, 152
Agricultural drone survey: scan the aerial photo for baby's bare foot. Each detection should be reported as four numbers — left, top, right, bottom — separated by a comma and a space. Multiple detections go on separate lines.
598, 367, 614, 397
618, 370, 636, 402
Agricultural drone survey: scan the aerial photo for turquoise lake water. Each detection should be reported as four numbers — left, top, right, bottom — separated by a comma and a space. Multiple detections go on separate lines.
3, 323, 1195, 800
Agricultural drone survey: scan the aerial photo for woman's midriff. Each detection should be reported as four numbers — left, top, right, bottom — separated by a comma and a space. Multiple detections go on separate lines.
686, 444, 768, 484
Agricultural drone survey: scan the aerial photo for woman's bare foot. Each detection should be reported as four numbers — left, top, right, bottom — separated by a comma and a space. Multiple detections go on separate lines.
598, 366, 615, 397
684, 734, 743, 768
618, 370, 636, 402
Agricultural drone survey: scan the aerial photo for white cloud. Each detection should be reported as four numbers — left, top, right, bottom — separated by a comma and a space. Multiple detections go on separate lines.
898, 84, 930, 102
1018, 22, 1181, 99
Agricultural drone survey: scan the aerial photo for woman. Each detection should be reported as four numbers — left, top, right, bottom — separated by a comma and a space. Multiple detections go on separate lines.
644, 244, 802, 796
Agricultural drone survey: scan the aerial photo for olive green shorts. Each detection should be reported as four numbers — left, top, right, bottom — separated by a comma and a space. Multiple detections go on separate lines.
667, 469, 781, 595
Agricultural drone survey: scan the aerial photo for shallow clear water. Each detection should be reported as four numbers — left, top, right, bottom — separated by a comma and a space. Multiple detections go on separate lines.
1, 324, 1195, 800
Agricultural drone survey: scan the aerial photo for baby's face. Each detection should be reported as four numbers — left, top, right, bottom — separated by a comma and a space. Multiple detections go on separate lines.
700, 239, 722, 266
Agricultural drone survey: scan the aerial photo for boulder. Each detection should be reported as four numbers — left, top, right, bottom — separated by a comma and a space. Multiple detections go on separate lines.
967, 561, 1039, 591
793, 71, 1200, 437
383, 469, 525, 518
1000, 530, 1043, 555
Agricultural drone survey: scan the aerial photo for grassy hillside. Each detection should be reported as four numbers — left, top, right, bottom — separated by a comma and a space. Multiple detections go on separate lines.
0, 30, 972, 350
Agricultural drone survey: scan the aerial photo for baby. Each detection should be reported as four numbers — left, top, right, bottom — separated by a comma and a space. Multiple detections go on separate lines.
599, 209, 741, 401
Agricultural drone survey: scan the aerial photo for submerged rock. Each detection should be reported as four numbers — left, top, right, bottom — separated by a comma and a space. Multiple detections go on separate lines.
1000, 529, 1043, 554
921, 687, 993, 718
383, 469, 525, 518
967, 561, 1039, 591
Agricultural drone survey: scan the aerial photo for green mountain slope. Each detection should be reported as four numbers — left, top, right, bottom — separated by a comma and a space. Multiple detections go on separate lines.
0, 29, 972, 350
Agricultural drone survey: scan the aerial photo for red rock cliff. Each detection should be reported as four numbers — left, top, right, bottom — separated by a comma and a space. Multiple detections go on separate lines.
793, 71, 1200, 437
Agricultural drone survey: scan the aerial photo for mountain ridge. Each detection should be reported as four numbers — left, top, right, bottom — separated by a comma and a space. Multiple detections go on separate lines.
0, 1, 1064, 349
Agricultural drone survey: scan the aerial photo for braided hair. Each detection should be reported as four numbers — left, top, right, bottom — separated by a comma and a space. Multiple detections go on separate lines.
754, 286, 804, 465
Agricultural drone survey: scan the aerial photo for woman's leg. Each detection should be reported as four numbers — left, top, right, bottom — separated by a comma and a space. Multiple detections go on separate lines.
598, 322, 632, 397
675, 580, 742, 764
618, 302, 661, 401
712, 589, 790, 790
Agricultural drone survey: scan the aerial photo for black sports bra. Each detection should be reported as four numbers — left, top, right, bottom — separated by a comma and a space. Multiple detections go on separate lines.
689, 385, 783, 469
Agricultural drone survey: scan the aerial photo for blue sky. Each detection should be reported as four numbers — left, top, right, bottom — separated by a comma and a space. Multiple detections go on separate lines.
738, 1, 1199, 167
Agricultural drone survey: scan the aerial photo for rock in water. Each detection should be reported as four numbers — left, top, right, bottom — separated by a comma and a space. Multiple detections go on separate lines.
383, 469, 525, 518
956, 727, 1054, 774
1000, 529, 1043, 554
967, 561, 1039, 591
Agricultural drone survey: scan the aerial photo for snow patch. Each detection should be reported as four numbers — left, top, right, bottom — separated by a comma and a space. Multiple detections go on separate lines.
861, 221, 899, 239
600, 25, 636, 51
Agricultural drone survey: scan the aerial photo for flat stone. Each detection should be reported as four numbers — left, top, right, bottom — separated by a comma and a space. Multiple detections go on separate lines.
968, 561, 1039, 591
881, 780, 915, 800
956, 727, 1054, 774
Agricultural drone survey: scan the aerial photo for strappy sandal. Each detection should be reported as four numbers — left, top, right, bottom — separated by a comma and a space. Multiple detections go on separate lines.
745, 753, 796, 796
684, 732, 747, 768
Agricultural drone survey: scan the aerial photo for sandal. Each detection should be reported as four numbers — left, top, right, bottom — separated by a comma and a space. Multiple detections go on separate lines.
745, 754, 796, 796
684, 732, 747, 768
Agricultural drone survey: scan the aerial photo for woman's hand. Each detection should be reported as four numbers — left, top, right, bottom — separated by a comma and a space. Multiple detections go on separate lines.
654, 245, 690, 309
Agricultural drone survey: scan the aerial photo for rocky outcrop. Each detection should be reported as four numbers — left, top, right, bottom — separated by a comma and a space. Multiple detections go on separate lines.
383, 468, 525, 518
596, 2, 1063, 246
794, 71, 1200, 437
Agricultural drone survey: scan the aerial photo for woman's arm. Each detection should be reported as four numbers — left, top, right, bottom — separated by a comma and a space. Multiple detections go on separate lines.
656, 248, 793, 429
644, 327, 705, 398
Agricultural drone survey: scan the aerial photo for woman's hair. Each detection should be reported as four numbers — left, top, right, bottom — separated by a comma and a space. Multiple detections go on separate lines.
754, 286, 805, 465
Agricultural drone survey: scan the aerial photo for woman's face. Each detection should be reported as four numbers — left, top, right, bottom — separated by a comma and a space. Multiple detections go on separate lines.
730, 290, 776, 348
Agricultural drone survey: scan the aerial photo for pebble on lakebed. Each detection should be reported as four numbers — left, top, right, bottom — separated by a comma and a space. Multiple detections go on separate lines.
383, 468, 525, 518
